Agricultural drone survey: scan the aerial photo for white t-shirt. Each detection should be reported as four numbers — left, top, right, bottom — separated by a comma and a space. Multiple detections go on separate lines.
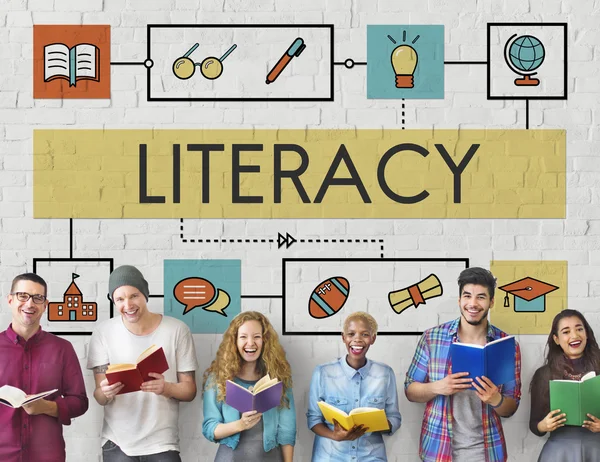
87, 315, 198, 456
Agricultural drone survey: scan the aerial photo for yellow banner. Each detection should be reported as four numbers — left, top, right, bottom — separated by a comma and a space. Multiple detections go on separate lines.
33, 129, 565, 218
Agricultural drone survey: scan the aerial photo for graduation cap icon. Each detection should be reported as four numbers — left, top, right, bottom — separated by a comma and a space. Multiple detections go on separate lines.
498, 277, 559, 313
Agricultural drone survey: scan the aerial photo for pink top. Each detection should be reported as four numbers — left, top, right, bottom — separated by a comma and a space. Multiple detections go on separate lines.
0, 325, 88, 462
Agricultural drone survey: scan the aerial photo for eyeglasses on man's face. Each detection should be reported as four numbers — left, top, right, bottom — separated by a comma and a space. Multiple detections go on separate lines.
10, 292, 47, 304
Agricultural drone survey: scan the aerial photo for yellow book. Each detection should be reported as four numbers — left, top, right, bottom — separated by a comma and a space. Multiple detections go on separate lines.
317, 401, 389, 432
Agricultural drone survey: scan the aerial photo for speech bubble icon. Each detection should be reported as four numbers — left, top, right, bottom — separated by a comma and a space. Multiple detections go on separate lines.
174, 277, 216, 315
202, 289, 231, 317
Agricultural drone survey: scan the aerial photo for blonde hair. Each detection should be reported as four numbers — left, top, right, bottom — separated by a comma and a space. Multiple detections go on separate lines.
343, 311, 378, 335
202, 311, 292, 407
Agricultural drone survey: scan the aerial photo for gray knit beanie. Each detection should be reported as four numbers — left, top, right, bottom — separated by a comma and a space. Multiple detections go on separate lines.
108, 265, 149, 301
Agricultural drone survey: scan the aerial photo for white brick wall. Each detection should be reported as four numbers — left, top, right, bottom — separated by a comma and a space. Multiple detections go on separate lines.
1, 0, 598, 460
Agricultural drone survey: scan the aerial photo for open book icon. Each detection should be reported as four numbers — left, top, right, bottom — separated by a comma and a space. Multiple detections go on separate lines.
225, 374, 283, 413
44, 42, 100, 87
318, 401, 390, 432
0, 385, 58, 409
106, 344, 169, 395
550, 371, 600, 426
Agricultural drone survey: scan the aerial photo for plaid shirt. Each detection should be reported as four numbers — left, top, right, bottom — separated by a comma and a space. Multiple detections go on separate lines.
404, 318, 521, 462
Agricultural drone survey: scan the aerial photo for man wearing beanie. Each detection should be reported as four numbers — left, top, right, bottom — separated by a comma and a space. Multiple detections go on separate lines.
87, 265, 198, 462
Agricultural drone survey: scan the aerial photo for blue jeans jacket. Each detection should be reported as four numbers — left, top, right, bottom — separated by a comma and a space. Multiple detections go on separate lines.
202, 376, 296, 452
307, 357, 402, 462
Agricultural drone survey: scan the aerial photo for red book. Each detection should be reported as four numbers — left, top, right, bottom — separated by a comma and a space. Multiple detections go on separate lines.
105, 345, 169, 395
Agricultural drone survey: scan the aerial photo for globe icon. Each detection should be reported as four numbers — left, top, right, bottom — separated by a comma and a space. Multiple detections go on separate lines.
504, 34, 545, 86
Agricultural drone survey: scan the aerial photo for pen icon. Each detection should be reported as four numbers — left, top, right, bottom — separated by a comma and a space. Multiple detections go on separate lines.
266, 37, 306, 85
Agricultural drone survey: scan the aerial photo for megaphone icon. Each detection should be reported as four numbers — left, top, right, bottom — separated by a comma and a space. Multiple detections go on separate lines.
388, 274, 443, 314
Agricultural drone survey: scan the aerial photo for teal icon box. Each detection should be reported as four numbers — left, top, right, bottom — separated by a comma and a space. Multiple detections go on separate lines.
367, 25, 444, 99
164, 259, 241, 333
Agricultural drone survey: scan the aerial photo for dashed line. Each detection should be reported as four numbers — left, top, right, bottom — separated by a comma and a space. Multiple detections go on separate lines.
180, 219, 385, 257
299, 238, 384, 243
182, 238, 275, 243
298, 238, 385, 258
180, 219, 275, 244
402, 98, 405, 130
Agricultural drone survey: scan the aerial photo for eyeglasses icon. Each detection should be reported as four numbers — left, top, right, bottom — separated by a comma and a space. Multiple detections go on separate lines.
11, 292, 47, 304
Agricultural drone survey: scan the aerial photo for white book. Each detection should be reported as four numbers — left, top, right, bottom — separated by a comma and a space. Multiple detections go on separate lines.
43, 43, 99, 86
0, 385, 58, 409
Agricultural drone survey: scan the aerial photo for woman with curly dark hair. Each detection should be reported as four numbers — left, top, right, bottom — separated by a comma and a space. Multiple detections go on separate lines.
530, 309, 600, 461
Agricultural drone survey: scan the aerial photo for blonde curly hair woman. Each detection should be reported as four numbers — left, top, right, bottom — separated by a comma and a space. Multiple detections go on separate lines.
202, 311, 296, 462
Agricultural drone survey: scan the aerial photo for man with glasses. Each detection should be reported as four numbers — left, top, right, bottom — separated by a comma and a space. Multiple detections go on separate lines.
0, 273, 88, 462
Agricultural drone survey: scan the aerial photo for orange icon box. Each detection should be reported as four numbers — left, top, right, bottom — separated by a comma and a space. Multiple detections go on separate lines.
33, 25, 111, 99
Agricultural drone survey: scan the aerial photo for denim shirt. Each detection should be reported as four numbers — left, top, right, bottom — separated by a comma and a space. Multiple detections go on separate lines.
202, 375, 297, 452
307, 357, 402, 462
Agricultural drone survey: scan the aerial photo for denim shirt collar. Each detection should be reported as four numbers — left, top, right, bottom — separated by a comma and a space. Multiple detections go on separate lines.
339, 355, 372, 380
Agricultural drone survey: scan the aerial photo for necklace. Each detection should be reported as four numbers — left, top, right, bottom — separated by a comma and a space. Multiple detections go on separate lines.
563, 369, 584, 381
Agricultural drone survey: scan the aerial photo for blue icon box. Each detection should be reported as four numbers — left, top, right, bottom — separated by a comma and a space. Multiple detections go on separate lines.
367, 25, 444, 100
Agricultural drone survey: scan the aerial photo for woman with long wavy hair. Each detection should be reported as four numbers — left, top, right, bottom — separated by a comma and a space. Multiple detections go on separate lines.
530, 309, 600, 461
202, 311, 296, 462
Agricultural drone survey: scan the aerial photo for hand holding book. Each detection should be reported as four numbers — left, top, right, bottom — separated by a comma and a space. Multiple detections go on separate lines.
238, 410, 263, 431
537, 409, 567, 433
331, 419, 368, 441
433, 372, 473, 396
22, 397, 57, 417
582, 413, 600, 432
140, 372, 167, 395
105, 345, 169, 395
100, 378, 124, 402
471, 376, 503, 407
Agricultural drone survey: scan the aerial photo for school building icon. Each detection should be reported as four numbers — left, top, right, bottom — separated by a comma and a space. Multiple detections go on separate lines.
48, 276, 97, 322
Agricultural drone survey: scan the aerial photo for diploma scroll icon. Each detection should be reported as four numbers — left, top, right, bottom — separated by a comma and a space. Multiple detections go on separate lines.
388, 274, 443, 314
266, 37, 306, 84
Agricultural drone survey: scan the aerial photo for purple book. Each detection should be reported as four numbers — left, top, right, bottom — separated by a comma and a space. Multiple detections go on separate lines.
225, 377, 283, 413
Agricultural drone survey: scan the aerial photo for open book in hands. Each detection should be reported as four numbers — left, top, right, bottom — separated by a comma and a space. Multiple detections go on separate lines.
550, 371, 600, 426
105, 345, 169, 395
0, 385, 58, 409
225, 373, 283, 413
318, 401, 390, 432
450, 335, 516, 388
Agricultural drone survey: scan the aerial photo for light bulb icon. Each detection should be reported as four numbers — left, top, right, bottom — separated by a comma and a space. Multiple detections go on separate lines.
391, 44, 418, 88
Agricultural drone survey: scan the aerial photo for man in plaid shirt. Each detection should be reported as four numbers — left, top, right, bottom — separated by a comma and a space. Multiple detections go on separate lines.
405, 267, 521, 462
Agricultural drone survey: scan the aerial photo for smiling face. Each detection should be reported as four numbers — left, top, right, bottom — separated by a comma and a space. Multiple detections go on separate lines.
8, 279, 48, 332
342, 319, 376, 362
113, 285, 149, 325
554, 316, 587, 360
237, 320, 263, 364
459, 283, 494, 326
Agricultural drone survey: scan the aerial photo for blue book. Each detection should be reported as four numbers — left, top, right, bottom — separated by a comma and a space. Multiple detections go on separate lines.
450, 336, 516, 387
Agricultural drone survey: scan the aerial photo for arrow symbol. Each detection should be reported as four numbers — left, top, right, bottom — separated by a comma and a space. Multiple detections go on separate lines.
277, 232, 297, 249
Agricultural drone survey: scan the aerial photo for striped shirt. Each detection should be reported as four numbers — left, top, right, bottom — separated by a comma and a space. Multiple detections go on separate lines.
404, 318, 521, 462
